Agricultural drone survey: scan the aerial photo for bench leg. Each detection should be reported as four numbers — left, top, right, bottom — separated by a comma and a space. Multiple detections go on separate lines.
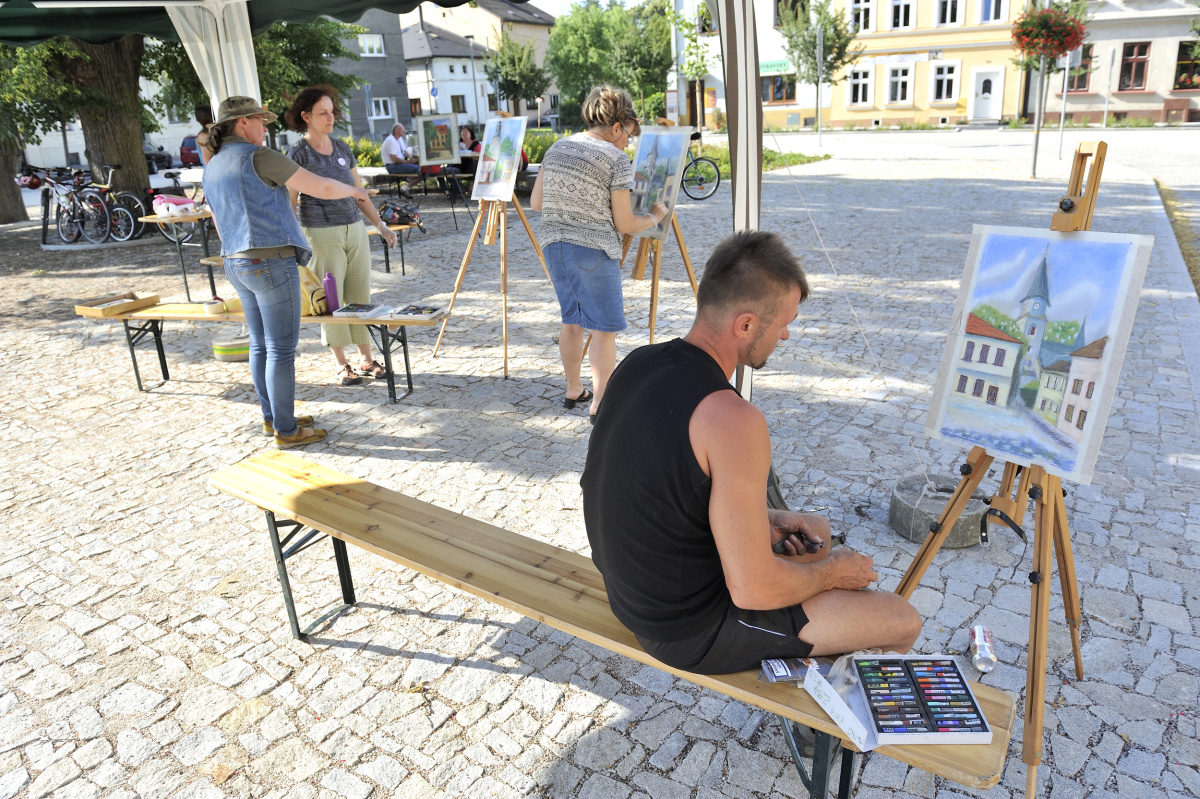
122, 319, 169, 392
778, 718, 855, 799
367, 323, 413, 403
398, 232, 405, 276
382, 237, 391, 274
264, 510, 358, 641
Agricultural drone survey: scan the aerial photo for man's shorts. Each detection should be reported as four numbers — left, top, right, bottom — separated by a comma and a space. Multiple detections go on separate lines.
636, 603, 813, 675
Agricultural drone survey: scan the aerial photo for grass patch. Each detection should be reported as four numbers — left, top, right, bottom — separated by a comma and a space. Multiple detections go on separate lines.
31, 269, 45, 276
695, 144, 830, 178
1110, 116, 1154, 128
1157, 178, 1200, 298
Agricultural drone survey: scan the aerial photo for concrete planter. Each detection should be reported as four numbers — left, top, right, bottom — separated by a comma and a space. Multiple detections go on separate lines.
889, 473, 988, 549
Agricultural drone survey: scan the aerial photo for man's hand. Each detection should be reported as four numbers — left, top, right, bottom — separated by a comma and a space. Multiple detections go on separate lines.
822, 549, 878, 591
769, 510, 829, 557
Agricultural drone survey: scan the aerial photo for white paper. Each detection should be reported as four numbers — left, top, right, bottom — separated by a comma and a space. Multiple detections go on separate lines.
802, 658, 878, 752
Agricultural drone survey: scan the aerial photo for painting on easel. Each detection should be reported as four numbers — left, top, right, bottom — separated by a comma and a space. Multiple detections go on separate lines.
629, 126, 693, 240
926, 225, 1153, 484
472, 117, 528, 202
415, 113, 461, 167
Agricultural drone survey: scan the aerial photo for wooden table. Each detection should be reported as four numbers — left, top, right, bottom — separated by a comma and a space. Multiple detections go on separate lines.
138, 209, 215, 302
100, 302, 442, 403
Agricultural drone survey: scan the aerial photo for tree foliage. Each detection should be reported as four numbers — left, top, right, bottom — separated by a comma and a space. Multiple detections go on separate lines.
777, 0, 864, 86
482, 27, 551, 116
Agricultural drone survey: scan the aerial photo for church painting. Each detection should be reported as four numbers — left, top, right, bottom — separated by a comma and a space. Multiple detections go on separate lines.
927, 225, 1154, 485
628, 127, 693, 241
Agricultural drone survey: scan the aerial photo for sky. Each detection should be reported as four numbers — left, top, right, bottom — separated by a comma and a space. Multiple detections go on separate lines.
529, 0, 585, 21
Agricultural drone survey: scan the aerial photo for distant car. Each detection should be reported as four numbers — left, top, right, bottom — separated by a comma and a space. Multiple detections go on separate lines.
180, 135, 201, 166
143, 141, 172, 172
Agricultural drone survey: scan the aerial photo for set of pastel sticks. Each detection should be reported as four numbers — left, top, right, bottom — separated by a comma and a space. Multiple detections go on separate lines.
852, 657, 993, 745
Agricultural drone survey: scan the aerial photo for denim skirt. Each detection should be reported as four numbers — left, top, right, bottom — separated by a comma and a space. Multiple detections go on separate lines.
545, 241, 627, 333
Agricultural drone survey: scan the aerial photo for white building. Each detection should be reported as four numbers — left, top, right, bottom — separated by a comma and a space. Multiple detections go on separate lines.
1058, 337, 1107, 443
401, 23, 496, 128
951, 313, 1022, 407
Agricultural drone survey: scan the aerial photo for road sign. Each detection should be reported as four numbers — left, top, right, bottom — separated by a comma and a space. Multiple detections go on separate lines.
430, 87, 438, 98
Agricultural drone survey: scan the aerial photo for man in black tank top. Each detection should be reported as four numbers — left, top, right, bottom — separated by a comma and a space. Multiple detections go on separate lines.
582, 231, 921, 674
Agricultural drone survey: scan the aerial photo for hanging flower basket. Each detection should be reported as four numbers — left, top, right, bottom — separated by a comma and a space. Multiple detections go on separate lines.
1012, 8, 1087, 61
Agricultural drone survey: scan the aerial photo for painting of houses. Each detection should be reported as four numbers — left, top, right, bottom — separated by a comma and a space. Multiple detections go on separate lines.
628, 127, 692, 241
472, 116, 527, 202
927, 225, 1153, 485
416, 114, 460, 166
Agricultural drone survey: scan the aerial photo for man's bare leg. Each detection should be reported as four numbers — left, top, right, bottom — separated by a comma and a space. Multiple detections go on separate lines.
798, 589, 922, 656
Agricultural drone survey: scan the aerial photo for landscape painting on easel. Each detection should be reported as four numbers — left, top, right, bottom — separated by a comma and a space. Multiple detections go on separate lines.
629, 126, 693, 240
926, 225, 1153, 484
415, 113, 460, 167
472, 117, 528, 202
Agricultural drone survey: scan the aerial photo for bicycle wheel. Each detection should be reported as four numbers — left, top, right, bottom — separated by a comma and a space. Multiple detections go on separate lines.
116, 191, 148, 239
108, 202, 137, 242
680, 157, 720, 201
157, 218, 197, 244
55, 201, 81, 244
77, 190, 111, 243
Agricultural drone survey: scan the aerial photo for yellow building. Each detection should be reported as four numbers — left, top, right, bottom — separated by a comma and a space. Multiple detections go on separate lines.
829, 0, 1025, 127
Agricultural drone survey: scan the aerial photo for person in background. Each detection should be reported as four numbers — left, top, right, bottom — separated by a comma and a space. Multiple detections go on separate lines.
380, 122, 417, 198
203, 96, 371, 448
194, 105, 214, 165
284, 85, 399, 387
530, 84, 667, 424
459, 125, 482, 179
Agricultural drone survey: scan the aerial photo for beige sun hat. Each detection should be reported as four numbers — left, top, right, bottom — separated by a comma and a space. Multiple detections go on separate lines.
215, 96, 278, 125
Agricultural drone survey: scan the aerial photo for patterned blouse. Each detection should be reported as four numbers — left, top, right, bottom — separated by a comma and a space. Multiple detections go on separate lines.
538, 133, 634, 260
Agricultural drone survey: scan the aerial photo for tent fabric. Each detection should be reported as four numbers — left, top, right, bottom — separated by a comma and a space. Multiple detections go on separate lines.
167, 2, 261, 104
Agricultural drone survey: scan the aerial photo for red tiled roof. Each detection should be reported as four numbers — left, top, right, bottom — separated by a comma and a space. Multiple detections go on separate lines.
965, 313, 1021, 344
1070, 336, 1108, 359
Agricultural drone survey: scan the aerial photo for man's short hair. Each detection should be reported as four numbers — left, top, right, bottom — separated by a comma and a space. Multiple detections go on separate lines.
696, 230, 810, 321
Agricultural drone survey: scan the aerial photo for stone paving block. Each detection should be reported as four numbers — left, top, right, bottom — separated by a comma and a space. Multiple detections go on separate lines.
320, 768, 372, 799
723, 740, 782, 794
173, 726, 226, 767
0, 768, 29, 799
28, 758, 81, 799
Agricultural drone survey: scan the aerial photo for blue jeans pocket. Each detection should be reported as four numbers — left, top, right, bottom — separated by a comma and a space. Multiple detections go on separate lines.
227, 258, 275, 294
568, 245, 606, 274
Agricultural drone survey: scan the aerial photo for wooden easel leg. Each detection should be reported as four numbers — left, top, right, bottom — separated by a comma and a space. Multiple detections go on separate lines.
631, 239, 652, 280
1022, 468, 1057, 798
671, 213, 699, 297
500, 203, 509, 379
649, 240, 663, 344
434, 200, 489, 357
512, 199, 550, 284
895, 447, 993, 599
485, 201, 501, 245
620, 234, 634, 266
582, 332, 591, 359
1052, 486, 1084, 679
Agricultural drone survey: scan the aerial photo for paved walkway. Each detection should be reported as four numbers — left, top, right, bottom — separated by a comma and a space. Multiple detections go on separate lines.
1, 130, 1198, 799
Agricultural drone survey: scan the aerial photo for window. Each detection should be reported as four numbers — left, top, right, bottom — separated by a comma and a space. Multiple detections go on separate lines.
978, 344, 990, 363
774, 0, 801, 26
359, 34, 385, 57
986, 386, 998, 404
980, 0, 1004, 22
937, 0, 959, 25
410, 98, 422, 116
972, 379, 984, 397
963, 341, 975, 361
1086, 381, 1095, 399
851, 0, 871, 32
1076, 409, 1087, 430
1068, 44, 1093, 92
957, 375, 968, 393
1120, 42, 1150, 90
698, 3, 718, 34
464, 64, 469, 73
891, 0, 912, 29
1029, 324, 1036, 336
1040, 398, 1047, 410
1065, 405, 1074, 422
1072, 378, 1083, 395
488, 94, 498, 111
932, 62, 958, 102
449, 65, 455, 74
371, 98, 393, 119
849, 69, 872, 105
761, 75, 797, 103
452, 95, 467, 114
994, 348, 1005, 366
551, 94, 560, 110
888, 67, 912, 103
1176, 42, 1200, 90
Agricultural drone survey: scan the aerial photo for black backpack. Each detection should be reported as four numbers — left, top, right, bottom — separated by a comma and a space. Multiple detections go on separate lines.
378, 200, 424, 232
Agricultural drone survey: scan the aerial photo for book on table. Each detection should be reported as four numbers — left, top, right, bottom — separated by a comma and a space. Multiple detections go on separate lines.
390, 304, 445, 320
332, 303, 392, 318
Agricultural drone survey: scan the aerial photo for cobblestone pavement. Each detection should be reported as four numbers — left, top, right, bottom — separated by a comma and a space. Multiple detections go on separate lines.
2, 130, 1198, 799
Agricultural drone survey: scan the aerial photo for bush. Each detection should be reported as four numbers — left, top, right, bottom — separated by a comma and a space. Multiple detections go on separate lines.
639, 92, 666, 122
343, 136, 382, 167
1112, 115, 1154, 128
711, 108, 728, 133
1007, 115, 1026, 128
694, 144, 830, 179
525, 131, 567, 164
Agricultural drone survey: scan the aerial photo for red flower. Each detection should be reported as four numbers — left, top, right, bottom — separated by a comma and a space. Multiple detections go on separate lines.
1012, 9, 1086, 60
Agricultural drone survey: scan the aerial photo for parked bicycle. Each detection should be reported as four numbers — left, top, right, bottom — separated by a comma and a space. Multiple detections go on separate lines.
83, 164, 140, 242
679, 131, 720, 201
23, 165, 110, 244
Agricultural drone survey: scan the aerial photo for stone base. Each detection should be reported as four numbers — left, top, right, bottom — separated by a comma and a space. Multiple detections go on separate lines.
889, 473, 988, 549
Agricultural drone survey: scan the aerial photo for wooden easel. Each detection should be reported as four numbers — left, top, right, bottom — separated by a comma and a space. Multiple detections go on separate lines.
623, 213, 699, 343
432, 196, 551, 378
895, 141, 1107, 799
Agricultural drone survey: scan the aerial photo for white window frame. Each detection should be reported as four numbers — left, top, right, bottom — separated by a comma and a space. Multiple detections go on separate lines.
370, 98, 394, 120
979, 0, 1007, 23
846, 65, 874, 106
935, 0, 962, 27
890, 0, 913, 30
887, 66, 913, 105
850, 0, 874, 33
359, 34, 385, 57
929, 59, 962, 104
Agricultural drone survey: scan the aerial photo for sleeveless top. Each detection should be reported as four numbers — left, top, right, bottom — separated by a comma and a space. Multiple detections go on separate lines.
287, 137, 360, 228
538, 133, 634, 260
581, 338, 736, 642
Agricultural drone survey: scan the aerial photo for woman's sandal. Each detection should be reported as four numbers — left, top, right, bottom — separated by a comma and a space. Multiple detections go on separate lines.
562, 388, 593, 410
356, 360, 386, 379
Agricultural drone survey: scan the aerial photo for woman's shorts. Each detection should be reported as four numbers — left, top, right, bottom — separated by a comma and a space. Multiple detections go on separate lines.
636, 603, 813, 675
545, 241, 626, 333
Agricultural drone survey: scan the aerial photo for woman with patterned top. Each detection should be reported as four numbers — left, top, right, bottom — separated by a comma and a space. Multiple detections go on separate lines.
284, 85, 399, 386
531, 85, 668, 424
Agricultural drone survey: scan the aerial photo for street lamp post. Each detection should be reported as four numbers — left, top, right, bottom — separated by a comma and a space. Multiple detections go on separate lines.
466, 35, 481, 126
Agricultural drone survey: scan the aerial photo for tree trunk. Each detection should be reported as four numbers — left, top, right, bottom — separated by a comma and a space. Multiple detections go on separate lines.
0, 146, 30, 224
60, 35, 150, 194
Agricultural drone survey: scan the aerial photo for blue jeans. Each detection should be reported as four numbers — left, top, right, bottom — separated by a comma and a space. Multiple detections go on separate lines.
545, 242, 627, 332
224, 256, 301, 436
385, 163, 420, 175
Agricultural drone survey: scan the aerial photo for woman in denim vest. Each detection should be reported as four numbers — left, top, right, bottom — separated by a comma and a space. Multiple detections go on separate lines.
284, 86, 398, 386
203, 96, 371, 449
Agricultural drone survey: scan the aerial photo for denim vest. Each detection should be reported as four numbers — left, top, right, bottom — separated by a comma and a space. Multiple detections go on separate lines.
203, 141, 311, 265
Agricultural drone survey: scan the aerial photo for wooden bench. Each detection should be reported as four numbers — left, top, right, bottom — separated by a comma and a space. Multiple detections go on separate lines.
210, 451, 1016, 799
87, 303, 441, 403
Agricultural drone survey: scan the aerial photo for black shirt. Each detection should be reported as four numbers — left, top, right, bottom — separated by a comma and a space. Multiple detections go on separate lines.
581, 338, 736, 642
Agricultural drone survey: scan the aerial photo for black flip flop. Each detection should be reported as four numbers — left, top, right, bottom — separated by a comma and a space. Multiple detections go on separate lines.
562, 388, 593, 409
